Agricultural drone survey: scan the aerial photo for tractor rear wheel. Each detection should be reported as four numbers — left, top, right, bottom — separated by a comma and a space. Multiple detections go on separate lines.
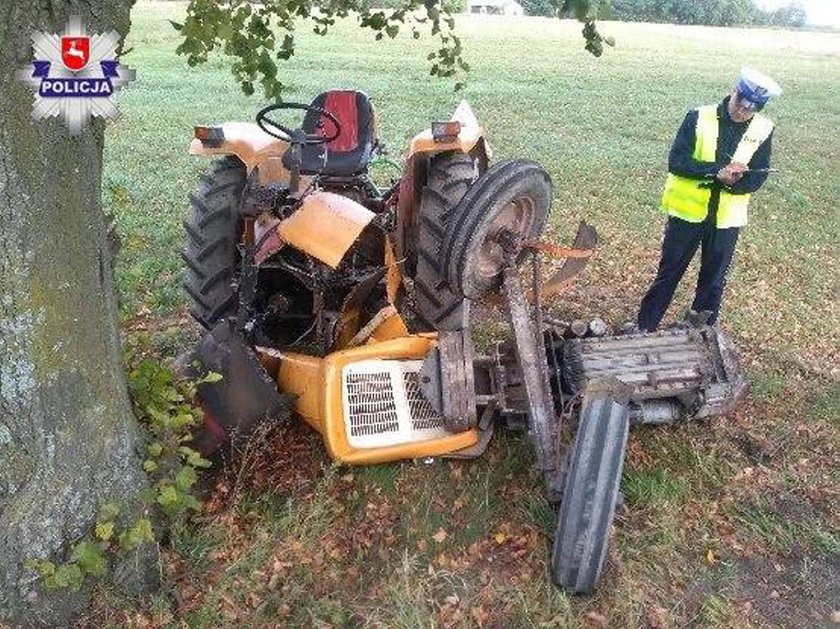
551, 393, 629, 594
182, 157, 246, 329
414, 151, 478, 331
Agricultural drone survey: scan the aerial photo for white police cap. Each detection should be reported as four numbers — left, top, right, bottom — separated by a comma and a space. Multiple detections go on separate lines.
736, 67, 782, 109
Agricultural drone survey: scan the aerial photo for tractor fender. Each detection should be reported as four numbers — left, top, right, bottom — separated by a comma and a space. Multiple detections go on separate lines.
188, 121, 290, 171
274, 191, 376, 269
404, 100, 491, 160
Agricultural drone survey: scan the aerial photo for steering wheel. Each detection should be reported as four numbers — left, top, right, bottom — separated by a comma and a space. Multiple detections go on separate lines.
256, 102, 342, 146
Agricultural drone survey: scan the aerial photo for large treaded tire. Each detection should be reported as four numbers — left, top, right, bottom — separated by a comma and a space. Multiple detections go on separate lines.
551, 394, 630, 594
182, 157, 246, 329
442, 159, 551, 301
414, 151, 478, 331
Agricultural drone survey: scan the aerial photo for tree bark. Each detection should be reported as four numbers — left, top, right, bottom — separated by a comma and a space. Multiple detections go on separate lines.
0, 1, 148, 626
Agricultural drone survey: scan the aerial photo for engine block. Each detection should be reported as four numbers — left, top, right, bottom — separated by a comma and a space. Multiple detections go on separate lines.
551, 326, 747, 424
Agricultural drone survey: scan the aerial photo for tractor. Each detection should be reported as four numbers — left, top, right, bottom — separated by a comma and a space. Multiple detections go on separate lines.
182, 90, 747, 593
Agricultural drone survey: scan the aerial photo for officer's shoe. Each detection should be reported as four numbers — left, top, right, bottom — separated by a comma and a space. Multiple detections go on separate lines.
678, 308, 714, 329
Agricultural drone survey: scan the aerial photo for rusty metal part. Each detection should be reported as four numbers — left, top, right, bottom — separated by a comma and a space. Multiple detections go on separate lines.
419, 330, 477, 432
384, 237, 402, 306
532, 221, 598, 301
527, 241, 595, 259
276, 191, 376, 268
502, 263, 563, 500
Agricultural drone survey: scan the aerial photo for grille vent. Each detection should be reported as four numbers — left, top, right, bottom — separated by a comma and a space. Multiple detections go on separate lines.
342, 360, 448, 448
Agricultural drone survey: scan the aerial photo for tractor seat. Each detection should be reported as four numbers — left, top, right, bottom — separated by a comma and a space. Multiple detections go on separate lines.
283, 90, 376, 177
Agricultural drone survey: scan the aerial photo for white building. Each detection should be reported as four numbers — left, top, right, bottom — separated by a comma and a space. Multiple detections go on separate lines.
468, 0, 524, 16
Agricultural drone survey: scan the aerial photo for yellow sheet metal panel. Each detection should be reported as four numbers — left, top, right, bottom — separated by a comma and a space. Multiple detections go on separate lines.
277, 191, 376, 269
318, 337, 479, 464
366, 311, 409, 344
274, 351, 324, 433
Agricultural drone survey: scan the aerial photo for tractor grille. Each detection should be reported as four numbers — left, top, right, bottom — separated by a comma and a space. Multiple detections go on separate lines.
342, 360, 447, 449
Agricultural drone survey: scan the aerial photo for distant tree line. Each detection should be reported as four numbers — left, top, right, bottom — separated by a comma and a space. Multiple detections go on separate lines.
599, 0, 807, 27
514, 0, 808, 23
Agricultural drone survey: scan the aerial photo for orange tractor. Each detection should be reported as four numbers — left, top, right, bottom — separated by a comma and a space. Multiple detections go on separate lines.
183, 90, 747, 593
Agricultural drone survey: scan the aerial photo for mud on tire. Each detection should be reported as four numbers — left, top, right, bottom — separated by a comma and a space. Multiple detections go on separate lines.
414, 151, 478, 331
182, 157, 246, 329
551, 393, 630, 594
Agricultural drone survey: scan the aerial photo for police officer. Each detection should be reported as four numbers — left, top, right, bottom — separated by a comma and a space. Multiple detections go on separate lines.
637, 67, 782, 332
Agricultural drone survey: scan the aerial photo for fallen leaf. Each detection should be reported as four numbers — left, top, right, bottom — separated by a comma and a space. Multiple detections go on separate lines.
471, 605, 490, 626
432, 528, 448, 543
705, 549, 717, 564
586, 610, 608, 627
494, 532, 507, 544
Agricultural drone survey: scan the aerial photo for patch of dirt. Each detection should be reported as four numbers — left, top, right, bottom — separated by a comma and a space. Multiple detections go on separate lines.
682, 539, 838, 628
736, 549, 839, 628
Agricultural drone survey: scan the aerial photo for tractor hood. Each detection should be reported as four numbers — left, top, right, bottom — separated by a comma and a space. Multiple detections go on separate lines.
275, 191, 376, 269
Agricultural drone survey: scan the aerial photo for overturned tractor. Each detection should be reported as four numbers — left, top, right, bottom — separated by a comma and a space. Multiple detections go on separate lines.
182, 90, 747, 593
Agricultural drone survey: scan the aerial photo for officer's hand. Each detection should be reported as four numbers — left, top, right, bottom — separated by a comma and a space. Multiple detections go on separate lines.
728, 162, 747, 182
716, 162, 747, 186
716, 166, 737, 186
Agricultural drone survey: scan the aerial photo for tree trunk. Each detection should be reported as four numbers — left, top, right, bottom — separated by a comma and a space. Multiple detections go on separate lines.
0, 2, 149, 626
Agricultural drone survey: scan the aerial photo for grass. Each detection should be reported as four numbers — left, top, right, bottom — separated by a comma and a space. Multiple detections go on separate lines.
96, 3, 840, 628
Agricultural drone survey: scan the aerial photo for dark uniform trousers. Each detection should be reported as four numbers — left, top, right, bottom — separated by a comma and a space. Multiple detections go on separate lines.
637, 209, 740, 332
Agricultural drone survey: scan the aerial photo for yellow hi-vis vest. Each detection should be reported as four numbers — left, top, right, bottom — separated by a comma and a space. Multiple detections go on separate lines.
660, 105, 774, 228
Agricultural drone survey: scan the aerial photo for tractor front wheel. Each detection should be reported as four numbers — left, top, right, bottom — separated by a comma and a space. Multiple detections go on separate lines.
551, 392, 630, 594
442, 159, 551, 301
182, 157, 246, 329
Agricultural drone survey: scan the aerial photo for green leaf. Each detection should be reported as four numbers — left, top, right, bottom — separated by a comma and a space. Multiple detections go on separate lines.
175, 465, 198, 491
180, 446, 212, 468
200, 371, 224, 384
99, 502, 120, 521
147, 442, 164, 458
143, 459, 158, 473
51, 563, 84, 590
120, 518, 155, 551
95, 521, 115, 541
34, 560, 56, 578
157, 484, 180, 508
71, 541, 107, 577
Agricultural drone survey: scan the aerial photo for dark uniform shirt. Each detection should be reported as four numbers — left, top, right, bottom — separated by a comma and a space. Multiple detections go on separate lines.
668, 96, 773, 212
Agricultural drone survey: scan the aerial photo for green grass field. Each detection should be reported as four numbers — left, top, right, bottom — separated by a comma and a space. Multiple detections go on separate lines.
99, 3, 839, 627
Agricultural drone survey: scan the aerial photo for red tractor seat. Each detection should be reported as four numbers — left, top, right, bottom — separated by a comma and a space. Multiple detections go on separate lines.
285, 90, 376, 177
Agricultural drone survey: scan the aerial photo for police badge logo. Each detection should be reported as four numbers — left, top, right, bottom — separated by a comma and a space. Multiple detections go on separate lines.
17, 17, 136, 134
61, 36, 90, 71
